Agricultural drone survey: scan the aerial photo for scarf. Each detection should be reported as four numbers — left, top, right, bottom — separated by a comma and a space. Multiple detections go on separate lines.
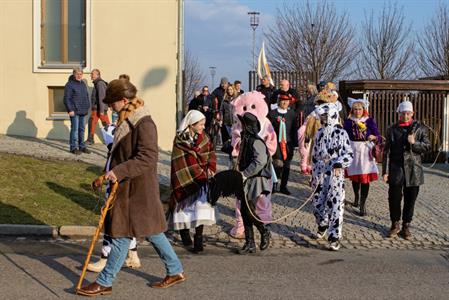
116, 97, 144, 127
170, 132, 216, 207
276, 108, 288, 160
399, 119, 413, 127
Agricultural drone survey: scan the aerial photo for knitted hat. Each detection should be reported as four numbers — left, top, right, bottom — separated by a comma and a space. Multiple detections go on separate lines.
397, 101, 413, 113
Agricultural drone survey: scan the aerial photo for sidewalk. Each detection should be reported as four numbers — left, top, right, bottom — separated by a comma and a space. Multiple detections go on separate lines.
1, 134, 449, 250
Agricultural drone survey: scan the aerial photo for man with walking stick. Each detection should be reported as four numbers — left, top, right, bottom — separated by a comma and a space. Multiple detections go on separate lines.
77, 79, 185, 297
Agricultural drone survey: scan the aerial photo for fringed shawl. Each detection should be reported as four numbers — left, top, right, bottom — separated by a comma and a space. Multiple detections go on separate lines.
170, 132, 216, 208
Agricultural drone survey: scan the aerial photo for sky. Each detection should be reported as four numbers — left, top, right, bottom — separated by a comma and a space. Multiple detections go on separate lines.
185, 0, 446, 91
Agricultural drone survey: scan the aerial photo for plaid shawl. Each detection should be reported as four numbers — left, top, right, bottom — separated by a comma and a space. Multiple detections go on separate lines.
170, 132, 216, 205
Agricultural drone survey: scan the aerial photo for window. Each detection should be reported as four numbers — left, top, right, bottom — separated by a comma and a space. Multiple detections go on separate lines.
38, 0, 87, 69
48, 86, 68, 119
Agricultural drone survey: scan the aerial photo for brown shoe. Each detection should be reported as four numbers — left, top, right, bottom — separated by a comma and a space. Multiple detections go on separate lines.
150, 272, 186, 289
387, 221, 400, 238
400, 223, 412, 240
76, 282, 112, 296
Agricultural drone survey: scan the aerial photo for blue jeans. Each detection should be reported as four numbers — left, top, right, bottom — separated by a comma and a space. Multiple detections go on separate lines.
96, 233, 183, 287
69, 114, 86, 151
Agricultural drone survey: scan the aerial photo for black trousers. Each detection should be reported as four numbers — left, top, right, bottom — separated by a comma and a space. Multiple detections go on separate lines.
274, 159, 292, 189
388, 184, 419, 223
241, 197, 264, 230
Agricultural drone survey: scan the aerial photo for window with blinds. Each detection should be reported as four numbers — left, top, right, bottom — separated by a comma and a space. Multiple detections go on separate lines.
40, 0, 86, 68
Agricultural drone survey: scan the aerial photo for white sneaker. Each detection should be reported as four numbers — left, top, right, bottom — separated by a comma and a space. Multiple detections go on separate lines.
316, 229, 327, 240
329, 241, 341, 251
124, 250, 141, 269
87, 258, 107, 273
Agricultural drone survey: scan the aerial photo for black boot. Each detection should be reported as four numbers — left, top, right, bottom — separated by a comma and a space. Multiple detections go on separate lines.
359, 183, 369, 216
179, 229, 192, 247
359, 197, 367, 216
351, 182, 360, 207
352, 194, 360, 207
191, 226, 204, 253
238, 226, 256, 254
258, 226, 271, 251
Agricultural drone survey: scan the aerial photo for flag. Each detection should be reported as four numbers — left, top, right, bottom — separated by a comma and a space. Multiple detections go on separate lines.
257, 42, 274, 86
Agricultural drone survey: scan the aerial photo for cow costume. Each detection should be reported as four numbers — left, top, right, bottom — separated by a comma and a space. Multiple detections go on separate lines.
311, 103, 353, 251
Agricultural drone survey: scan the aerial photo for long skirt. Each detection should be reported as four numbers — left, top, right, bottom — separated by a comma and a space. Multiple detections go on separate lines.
169, 186, 216, 230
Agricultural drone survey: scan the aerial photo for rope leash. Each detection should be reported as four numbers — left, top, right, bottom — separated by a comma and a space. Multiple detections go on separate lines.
241, 179, 319, 224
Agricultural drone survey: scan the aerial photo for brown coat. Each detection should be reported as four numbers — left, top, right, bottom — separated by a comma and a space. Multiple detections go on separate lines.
106, 105, 167, 238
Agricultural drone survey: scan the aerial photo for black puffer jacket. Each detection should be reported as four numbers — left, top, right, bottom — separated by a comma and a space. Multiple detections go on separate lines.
382, 121, 431, 187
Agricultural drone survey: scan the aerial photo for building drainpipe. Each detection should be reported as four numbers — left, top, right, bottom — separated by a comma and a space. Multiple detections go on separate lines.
444, 92, 449, 163
176, 0, 184, 127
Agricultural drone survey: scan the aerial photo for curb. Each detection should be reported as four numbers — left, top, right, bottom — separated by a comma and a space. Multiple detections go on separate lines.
0, 224, 97, 238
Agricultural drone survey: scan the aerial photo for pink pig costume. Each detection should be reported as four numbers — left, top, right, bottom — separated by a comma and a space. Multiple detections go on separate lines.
230, 91, 278, 238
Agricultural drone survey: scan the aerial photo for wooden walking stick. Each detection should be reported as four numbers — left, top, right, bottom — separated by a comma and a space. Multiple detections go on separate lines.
76, 175, 119, 293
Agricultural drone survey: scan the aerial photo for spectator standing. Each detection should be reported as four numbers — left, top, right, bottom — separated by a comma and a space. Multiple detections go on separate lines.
256, 75, 276, 112
63, 67, 91, 154
86, 68, 110, 144
234, 80, 244, 96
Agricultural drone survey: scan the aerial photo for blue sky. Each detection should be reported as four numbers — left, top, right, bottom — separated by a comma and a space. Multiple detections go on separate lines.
185, 0, 446, 90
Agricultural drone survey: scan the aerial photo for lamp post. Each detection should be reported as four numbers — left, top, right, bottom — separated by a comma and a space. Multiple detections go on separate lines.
248, 11, 260, 72
209, 66, 216, 88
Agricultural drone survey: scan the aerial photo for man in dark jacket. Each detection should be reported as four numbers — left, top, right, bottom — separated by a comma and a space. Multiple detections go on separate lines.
256, 75, 275, 113
63, 67, 91, 154
211, 77, 229, 113
77, 79, 185, 297
268, 92, 299, 195
87, 68, 110, 144
271, 79, 304, 127
382, 101, 431, 240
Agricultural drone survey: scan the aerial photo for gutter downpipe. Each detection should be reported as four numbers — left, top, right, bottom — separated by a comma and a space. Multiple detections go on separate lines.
176, 0, 184, 126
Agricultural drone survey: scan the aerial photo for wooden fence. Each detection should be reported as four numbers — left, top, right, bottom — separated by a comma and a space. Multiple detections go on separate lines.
248, 71, 318, 92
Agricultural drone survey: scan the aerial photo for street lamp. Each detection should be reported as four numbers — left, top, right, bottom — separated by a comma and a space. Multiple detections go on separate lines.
248, 11, 260, 71
209, 66, 216, 88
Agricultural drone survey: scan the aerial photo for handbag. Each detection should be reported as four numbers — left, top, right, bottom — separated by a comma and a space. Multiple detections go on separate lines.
372, 136, 385, 163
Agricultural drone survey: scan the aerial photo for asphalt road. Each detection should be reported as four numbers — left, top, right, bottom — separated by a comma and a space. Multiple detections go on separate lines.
0, 239, 448, 299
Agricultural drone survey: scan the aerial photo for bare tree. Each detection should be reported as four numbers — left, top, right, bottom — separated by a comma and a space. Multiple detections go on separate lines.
356, 4, 414, 79
183, 49, 206, 107
416, 3, 449, 78
265, 1, 358, 82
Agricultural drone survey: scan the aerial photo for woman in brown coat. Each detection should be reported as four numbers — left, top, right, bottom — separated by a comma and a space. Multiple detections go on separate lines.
78, 80, 185, 297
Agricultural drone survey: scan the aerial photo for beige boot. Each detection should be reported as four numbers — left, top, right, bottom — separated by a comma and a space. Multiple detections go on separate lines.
87, 258, 107, 273
125, 250, 141, 269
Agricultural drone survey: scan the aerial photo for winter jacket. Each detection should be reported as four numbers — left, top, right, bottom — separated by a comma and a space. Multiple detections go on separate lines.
91, 77, 108, 113
382, 121, 431, 187
256, 84, 275, 111
63, 75, 90, 115
106, 105, 167, 238
221, 96, 235, 126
